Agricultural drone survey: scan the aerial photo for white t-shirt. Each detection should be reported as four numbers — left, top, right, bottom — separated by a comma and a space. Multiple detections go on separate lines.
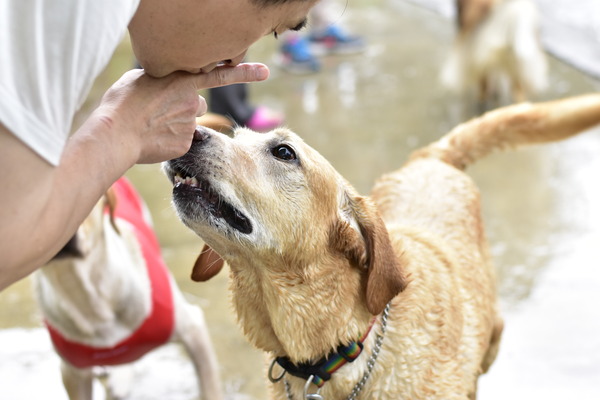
0, 0, 140, 166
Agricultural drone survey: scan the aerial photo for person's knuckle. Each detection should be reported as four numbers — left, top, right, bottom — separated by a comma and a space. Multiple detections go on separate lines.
212, 68, 228, 87
182, 93, 200, 113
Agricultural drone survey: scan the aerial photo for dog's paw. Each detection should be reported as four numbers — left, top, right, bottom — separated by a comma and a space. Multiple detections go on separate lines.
104, 365, 135, 400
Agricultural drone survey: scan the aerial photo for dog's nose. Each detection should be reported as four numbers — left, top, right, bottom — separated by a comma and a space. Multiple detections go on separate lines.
193, 126, 211, 142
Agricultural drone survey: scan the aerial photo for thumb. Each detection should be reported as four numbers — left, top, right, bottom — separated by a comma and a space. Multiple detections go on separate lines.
196, 95, 208, 116
190, 63, 270, 90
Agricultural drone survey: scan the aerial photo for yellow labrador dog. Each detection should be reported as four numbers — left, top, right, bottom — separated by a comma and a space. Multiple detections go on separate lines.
441, 0, 548, 106
163, 94, 600, 400
35, 177, 223, 400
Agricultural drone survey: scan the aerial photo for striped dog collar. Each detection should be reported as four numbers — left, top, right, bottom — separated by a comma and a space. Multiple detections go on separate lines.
273, 318, 376, 388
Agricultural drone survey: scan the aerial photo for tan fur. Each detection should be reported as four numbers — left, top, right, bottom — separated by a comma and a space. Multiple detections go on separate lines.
456, 0, 499, 35
196, 113, 234, 134
164, 93, 600, 399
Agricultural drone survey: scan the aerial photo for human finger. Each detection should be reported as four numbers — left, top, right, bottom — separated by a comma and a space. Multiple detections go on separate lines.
196, 95, 208, 116
189, 63, 270, 90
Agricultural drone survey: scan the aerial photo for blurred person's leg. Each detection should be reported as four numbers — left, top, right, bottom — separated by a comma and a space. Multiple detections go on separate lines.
209, 84, 254, 126
209, 84, 283, 132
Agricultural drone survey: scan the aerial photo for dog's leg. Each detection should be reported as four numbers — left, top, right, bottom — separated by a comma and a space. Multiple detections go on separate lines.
480, 316, 504, 373
104, 365, 135, 400
477, 76, 489, 114
173, 299, 224, 400
61, 362, 93, 400
512, 78, 526, 104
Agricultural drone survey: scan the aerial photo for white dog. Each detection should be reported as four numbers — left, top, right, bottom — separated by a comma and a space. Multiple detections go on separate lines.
441, 0, 548, 107
34, 177, 223, 400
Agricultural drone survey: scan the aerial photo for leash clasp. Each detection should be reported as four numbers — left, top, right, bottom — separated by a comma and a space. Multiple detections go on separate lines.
304, 375, 323, 400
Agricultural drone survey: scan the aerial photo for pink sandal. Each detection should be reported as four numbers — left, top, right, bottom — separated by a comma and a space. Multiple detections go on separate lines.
246, 106, 284, 132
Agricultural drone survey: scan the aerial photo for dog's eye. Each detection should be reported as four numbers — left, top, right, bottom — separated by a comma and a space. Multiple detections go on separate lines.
271, 144, 297, 161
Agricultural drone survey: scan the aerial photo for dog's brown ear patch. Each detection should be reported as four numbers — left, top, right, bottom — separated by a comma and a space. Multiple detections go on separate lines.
359, 198, 408, 315
192, 244, 225, 282
332, 196, 408, 315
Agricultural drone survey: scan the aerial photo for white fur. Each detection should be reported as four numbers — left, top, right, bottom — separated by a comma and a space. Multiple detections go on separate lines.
35, 195, 223, 400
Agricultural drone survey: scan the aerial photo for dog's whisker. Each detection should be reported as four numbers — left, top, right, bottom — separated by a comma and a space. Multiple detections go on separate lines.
204, 258, 221, 272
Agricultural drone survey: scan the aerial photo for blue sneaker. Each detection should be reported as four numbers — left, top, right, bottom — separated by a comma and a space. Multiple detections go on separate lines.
309, 25, 366, 56
276, 36, 321, 74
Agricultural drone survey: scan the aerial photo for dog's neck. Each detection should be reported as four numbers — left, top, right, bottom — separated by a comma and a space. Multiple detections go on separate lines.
228, 252, 373, 363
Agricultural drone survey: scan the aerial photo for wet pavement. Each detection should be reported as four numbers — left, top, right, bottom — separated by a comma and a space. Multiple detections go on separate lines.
1, 0, 600, 399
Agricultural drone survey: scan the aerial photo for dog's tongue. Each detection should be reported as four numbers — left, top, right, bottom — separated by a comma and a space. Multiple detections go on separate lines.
192, 244, 225, 282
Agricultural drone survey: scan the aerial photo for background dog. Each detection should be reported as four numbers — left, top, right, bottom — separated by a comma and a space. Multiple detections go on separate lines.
441, 0, 549, 109
35, 177, 223, 400
163, 93, 600, 399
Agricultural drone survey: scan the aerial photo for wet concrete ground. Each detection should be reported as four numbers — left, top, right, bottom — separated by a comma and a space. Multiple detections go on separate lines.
1, 1, 600, 399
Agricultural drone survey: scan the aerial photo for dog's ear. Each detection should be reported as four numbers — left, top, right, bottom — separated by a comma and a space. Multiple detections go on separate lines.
331, 194, 408, 315
191, 244, 225, 282
104, 187, 120, 235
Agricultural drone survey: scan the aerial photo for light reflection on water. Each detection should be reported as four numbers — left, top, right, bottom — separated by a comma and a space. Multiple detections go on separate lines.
1, 1, 599, 399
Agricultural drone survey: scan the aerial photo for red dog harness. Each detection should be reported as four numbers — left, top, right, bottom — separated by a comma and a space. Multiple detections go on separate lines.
46, 177, 175, 368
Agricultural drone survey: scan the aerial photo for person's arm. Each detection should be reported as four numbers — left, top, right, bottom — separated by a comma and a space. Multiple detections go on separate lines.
0, 63, 268, 290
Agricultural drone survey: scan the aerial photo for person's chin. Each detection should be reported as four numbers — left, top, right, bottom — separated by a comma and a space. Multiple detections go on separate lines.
139, 62, 218, 77
198, 63, 220, 74
136, 61, 174, 78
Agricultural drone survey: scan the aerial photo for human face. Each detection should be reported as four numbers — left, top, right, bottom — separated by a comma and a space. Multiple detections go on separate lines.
129, 0, 318, 77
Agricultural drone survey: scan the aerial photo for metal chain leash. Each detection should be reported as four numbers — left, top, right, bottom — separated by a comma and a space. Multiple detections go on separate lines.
345, 301, 390, 400
283, 301, 392, 400
284, 378, 294, 400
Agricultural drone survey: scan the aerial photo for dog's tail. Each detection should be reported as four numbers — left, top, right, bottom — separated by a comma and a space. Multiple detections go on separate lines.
410, 94, 600, 170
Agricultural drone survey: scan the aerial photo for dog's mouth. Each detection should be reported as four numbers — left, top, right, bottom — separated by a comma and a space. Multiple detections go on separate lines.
171, 172, 253, 235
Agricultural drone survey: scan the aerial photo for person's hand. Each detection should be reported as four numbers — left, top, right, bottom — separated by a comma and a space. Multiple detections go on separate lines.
95, 63, 269, 164
0, 63, 268, 288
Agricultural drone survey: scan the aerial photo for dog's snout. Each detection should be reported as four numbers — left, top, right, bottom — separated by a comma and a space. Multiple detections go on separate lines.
193, 126, 211, 142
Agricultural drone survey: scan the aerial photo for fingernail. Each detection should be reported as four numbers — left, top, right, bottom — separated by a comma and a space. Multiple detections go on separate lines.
255, 64, 270, 81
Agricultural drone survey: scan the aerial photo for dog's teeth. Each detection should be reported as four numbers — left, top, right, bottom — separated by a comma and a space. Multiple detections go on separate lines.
173, 174, 199, 187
